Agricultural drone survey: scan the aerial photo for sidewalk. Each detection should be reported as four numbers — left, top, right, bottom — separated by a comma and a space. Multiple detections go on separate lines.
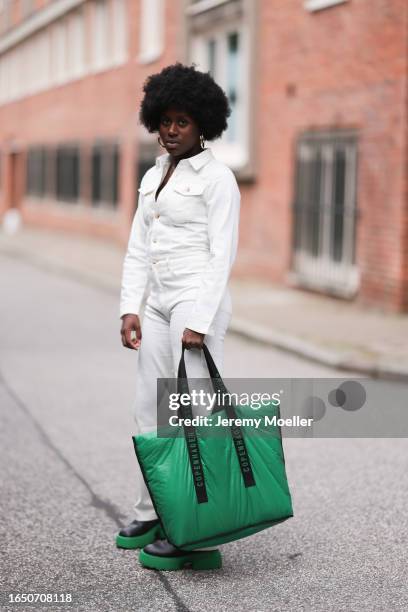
1, 225, 408, 381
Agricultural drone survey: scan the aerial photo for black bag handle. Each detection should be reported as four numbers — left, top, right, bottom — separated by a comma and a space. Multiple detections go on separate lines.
177, 344, 256, 504
201, 344, 239, 415
177, 344, 236, 413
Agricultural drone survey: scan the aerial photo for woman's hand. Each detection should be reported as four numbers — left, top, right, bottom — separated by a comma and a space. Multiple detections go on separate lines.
182, 328, 205, 350
121, 314, 142, 350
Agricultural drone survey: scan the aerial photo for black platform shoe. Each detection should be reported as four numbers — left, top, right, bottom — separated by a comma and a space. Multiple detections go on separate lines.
116, 519, 164, 549
139, 539, 222, 570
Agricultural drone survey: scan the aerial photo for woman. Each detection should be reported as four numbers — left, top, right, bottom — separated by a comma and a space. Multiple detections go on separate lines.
116, 63, 241, 570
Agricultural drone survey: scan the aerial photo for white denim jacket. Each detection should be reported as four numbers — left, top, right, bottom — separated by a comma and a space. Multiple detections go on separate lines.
119, 147, 240, 335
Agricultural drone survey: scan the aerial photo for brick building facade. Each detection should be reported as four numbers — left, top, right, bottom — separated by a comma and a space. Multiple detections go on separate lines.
1, 0, 407, 311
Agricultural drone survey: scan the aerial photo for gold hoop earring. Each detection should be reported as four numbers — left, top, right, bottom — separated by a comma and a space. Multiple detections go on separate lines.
158, 136, 166, 148
200, 135, 205, 149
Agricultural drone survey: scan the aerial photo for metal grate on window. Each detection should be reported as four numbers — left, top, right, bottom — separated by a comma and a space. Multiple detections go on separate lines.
56, 145, 80, 202
91, 142, 120, 207
26, 147, 47, 197
291, 130, 359, 297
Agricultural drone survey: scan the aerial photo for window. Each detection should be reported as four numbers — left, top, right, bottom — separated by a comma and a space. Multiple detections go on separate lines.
304, 0, 348, 12
291, 130, 359, 297
51, 20, 67, 84
135, 143, 157, 209
0, 54, 8, 103
37, 28, 50, 91
187, 0, 253, 172
190, 23, 249, 169
66, 9, 85, 79
8, 47, 19, 99
112, 0, 127, 63
0, 1, 127, 107
139, 0, 164, 64
26, 147, 47, 197
207, 37, 216, 75
56, 145, 80, 202
26, 34, 38, 94
225, 31, 239, 142
91, 142, 120, 207
92, 0, 109, 71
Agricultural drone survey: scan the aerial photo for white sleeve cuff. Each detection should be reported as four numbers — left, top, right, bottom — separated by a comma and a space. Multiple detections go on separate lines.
184, 318, 215, 336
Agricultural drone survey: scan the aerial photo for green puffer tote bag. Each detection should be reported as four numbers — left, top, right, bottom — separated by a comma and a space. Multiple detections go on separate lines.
132, 343, 294, 551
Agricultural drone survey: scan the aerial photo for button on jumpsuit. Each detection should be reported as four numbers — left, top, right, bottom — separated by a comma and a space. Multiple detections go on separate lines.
119, 147, 241, 524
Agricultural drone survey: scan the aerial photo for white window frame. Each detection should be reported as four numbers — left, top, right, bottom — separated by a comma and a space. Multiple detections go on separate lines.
290, 132, 359, 297
26, 35, 38, 94
189, 21, 250, 171
37, 28, 50, 91
304, 0, 348, 12
52, 19, 68, 85
185, 0, 231, 15
0, 0, 129, 108
66, 8, 85, 79
8, 47, 17, 99
91, 0, 110, 72
0, 57, 5, 103
112, 0, 127, 64
138, 0, 164, 64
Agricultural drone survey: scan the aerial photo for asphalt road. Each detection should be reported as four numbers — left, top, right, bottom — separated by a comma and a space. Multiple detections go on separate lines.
0, 254, 407, 611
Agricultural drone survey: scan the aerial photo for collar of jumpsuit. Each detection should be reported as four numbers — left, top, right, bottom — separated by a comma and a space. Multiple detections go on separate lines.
119, 145, 240, 336
155, 147, 215, 172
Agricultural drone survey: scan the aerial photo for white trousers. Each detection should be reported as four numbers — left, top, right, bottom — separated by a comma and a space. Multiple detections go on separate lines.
131, 256, 232, 548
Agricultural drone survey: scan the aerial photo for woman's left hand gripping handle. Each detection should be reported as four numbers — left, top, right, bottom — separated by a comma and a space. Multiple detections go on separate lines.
121, 314, 142, 350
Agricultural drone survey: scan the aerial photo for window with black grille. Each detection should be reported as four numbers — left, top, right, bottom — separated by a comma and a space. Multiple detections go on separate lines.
91, 142, 120, 207
291, 130, 359, 296
56, 145, 80, 202
26, 147, 47, 197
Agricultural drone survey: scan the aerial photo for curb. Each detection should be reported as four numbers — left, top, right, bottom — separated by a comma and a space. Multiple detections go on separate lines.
229, 317, 408, 382
1, 241, 407, 382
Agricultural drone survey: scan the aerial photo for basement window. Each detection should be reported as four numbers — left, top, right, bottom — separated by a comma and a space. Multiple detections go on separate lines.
26, 147, 47, 197
291, 130, 359, 297
56, 145, 80, 203
91, 142, 120, 208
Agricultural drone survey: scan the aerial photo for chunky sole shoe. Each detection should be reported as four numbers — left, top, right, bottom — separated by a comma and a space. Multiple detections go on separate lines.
139, 548, 222, 571
116, 523, 165, 549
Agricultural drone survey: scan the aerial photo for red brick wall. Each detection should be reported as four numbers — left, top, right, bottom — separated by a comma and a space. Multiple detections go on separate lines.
235, 0, 408, 311
0, 0, 183, 244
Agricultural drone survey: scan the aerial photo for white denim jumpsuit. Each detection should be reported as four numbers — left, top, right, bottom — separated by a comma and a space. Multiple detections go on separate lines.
119, 147, 241, 523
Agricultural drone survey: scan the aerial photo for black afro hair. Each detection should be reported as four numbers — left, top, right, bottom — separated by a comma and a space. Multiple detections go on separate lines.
139, 62, 231, 141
